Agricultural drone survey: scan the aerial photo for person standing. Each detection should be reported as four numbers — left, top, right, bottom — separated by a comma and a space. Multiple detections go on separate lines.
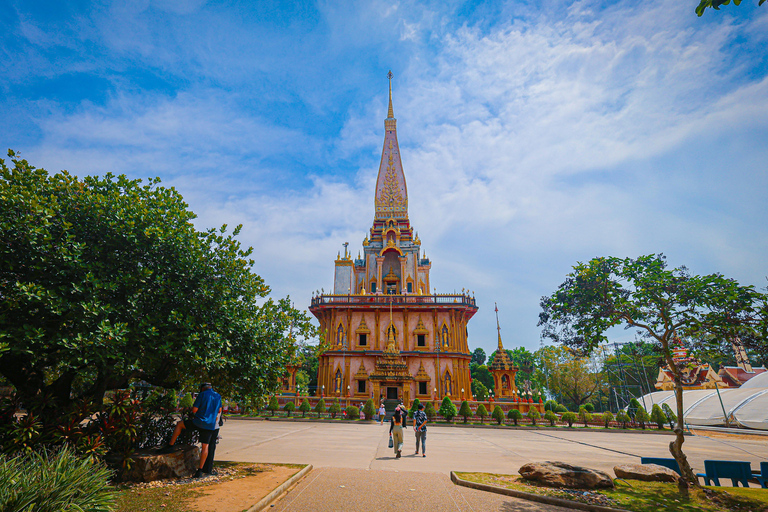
389, 408, 404, 458
413, 403, 427, 457
160, 383, 223, 478
378, 402, 386, 425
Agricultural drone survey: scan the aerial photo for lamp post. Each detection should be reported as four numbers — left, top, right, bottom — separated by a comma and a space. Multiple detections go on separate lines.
347, 385, 351, 410
321, 385, 325, 398
461, 388, 465, 401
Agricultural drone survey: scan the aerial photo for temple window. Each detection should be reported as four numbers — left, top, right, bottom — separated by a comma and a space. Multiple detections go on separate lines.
418, 381, 427, 395
417, 334, 426, 347
407, 282, 413, 293
370, 282, 377, 293
359, 333, 367, 346
357, 380, 366, 394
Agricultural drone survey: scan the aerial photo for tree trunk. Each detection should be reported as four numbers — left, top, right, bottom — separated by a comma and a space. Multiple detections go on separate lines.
665, 344, 699, 490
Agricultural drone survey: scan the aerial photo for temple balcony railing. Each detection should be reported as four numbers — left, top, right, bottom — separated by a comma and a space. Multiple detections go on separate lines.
310, 293, 477, 308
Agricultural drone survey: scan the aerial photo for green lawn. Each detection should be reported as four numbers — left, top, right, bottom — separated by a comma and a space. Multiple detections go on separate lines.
456, 472, 768, 512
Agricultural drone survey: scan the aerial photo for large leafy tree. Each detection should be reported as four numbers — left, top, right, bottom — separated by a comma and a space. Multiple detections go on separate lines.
0, 151, 315, 407
538, 254, 765, 488
696, 0, 765, 16
470, 348, 486, 365
535, 345, 605, 410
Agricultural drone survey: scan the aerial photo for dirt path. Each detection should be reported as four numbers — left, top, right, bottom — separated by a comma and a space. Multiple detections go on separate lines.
191, 465, 298, 512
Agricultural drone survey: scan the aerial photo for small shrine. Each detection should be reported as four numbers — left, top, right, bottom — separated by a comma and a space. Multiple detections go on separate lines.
654, 336, 722, 390
487, 304, 519, 399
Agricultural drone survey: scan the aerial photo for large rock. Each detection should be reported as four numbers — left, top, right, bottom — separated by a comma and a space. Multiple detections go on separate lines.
120, 445, 200, 482
518, 461, 614, 489
614, 463, 680, 483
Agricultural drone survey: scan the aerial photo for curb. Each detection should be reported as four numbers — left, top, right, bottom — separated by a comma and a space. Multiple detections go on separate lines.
246, 464, 313, 512
450, 471, 631, 512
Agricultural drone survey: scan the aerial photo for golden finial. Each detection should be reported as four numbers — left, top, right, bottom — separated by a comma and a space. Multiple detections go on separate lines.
387, 70, 394, 119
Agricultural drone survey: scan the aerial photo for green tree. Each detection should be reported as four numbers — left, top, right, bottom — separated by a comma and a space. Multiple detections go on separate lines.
439, 397, 457, 422
476, 403, 488, 424
578, 406, 592, 427
583, 403, 594, 413
554, 404, 568, 414
0, 152, 316, 409
650, 404, 667, 430
696, 0, 765, 17
492, 405, 504, 425
283, 401, 295, 417
561, 411, 577, 427
544, 400, 558, 412
507, 408, 522, 426
346, 405, 359, 419
616, 410, 631, 429
458, 400, 472, 423
363, 399, 376, 420
424, 401, 436, 421
328, 398, 341, 419
538, 254, 764, 488
635, 407, 650, 429
298, 398, 310, 418
527, 407, 540, 426
469, 363, 494, 393
544, 410, 558, 426
471, 348, 486, 365
662, 403, 678, 429
471, 380, 489, 401
535, 346, 604, 411
267, 396, 279, 416
314, 398, 326, 418
602, 411, 614, 428
409, 398, 421, 420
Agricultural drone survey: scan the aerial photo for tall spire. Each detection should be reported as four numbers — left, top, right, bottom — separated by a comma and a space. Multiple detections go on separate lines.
387, 70, 394, 119
495, 302, 504, 351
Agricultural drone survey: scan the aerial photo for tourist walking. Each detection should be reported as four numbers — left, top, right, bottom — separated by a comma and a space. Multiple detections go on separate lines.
389, 408, 404, 458
378, 402, 386, 425
413, 403, 427, 457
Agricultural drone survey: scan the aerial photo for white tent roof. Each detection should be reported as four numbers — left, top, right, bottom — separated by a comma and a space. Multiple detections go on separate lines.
739, 371, 768, 389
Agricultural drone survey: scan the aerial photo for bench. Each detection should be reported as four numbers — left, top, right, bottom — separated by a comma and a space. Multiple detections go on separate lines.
640, 457, 681, 475
696, 460, 752, 487
753, 461, 768, 489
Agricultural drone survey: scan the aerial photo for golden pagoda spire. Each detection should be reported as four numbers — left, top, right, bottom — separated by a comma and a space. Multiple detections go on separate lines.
387, 70, 394, 119
495, 302, 504, 351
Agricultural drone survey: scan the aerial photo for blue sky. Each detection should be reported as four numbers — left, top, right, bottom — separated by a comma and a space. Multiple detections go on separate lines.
2, 0, 767, 356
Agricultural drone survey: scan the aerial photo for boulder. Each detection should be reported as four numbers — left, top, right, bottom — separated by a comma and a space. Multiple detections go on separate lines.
518, 461, 614, 489
614, 463, 680, 483
120, 445, 200, 482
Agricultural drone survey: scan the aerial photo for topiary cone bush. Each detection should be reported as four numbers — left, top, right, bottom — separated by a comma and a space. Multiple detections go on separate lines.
544, 410, 558, 426
662, 403, 677, 429
424, 401, 436, 421
507, 408, 522, 426
408, 398, 421, 420
602, 410, 614, 428
492, 406, 504, 425
561, 411, 577, 427
635, 407, 649, 429
363, 399, 376, 420
458, 400, 472, 423
283, 401, 295, 417
650, 404, 666, 430
554, 404, 568, 414
314, 398, 326, 418
476, 404, 488, 424
615, 410, 630, 429
346, 405, 359, 419
628, 398, 642, 420
578, 406, 591, 427
583, 403, 595, 413
439, 397, 457, 423
267, 396, 279, 416
298, 398, 311, 418
527, 407, 540, 426
544, 400, 558, 412
328, 398, 341, 419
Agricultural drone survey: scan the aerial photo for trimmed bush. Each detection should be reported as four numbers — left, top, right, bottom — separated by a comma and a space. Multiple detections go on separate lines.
0, 447, 115, 512
583, 403, 595, 413
476, 404, 488, 424
298, 398, 311, 418
578, 406, 591, 427
267, 396, 279, 416
602, 411, 614, 428
492, 406, 504, 425
328, 398, 341, 419
283, 401, 295, 417
616, 410, 630, 428
635, 407, 649, 429
424, 402, 436, 421
561, 411, 577, 427
554, 404, 568, 414
662, 403, 677, 429
544, 400, 558, 412
346, 405, 359, 419
507, 408, 523, 426
363, 399, 376, 420
544, 410, 558, 426
527, 408, 541, 426
438, 397, 457, 422
408, 399, 421, 419
314, 398, 326, 418
628, 398, 642, 419
650, 404, 666, 430
459, 400, 472, 423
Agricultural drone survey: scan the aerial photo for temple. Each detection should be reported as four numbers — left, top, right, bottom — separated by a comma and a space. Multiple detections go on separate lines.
309, 72, 477, 406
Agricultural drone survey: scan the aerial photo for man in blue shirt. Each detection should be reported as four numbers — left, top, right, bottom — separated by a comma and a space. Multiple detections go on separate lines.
160, 383, 222, 478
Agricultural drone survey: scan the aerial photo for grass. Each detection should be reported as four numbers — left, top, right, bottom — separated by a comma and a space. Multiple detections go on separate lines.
456, 472, 768, 512
113, 461, 304, 512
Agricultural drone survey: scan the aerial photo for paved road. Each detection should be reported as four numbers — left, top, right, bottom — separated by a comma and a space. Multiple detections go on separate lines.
216, 419, 768, 510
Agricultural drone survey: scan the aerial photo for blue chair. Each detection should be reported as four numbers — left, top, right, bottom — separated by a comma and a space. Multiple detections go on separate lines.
696, 460, 752, 487
753, 461, 768, 489
641, 457, 681, 475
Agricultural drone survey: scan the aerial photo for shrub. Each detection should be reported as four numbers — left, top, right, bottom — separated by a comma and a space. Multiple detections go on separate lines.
616, 410, 630, 428
662, 403, 677, 429
602, 411, 614, 428
438, 397, 457, 422
363, 399, 376, 420
628, 398, 642, 419
583, 403, 595, 413
561, 411, 577, 427
346, 405, 359, 419
458, 400, 472, 423
283, 401, 295, 417
544, 400, 558, 412
492, 406, 504, 425
298, 398, 311, 418
527, 408, 541, 426
267, 396, 279, 416
650, 404, 666, 430
328, 399, 341, 419
476, 404, 488, 424
578, 406, 591, 427
314, 398, 326, 418
0, 446, 115, 512
507, 408, 523, 426
424, 402, 436, 421
554, 404, 568, 414
635, 407, 649, 429
408, 399, 421, 419
544, 410, 558, 426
